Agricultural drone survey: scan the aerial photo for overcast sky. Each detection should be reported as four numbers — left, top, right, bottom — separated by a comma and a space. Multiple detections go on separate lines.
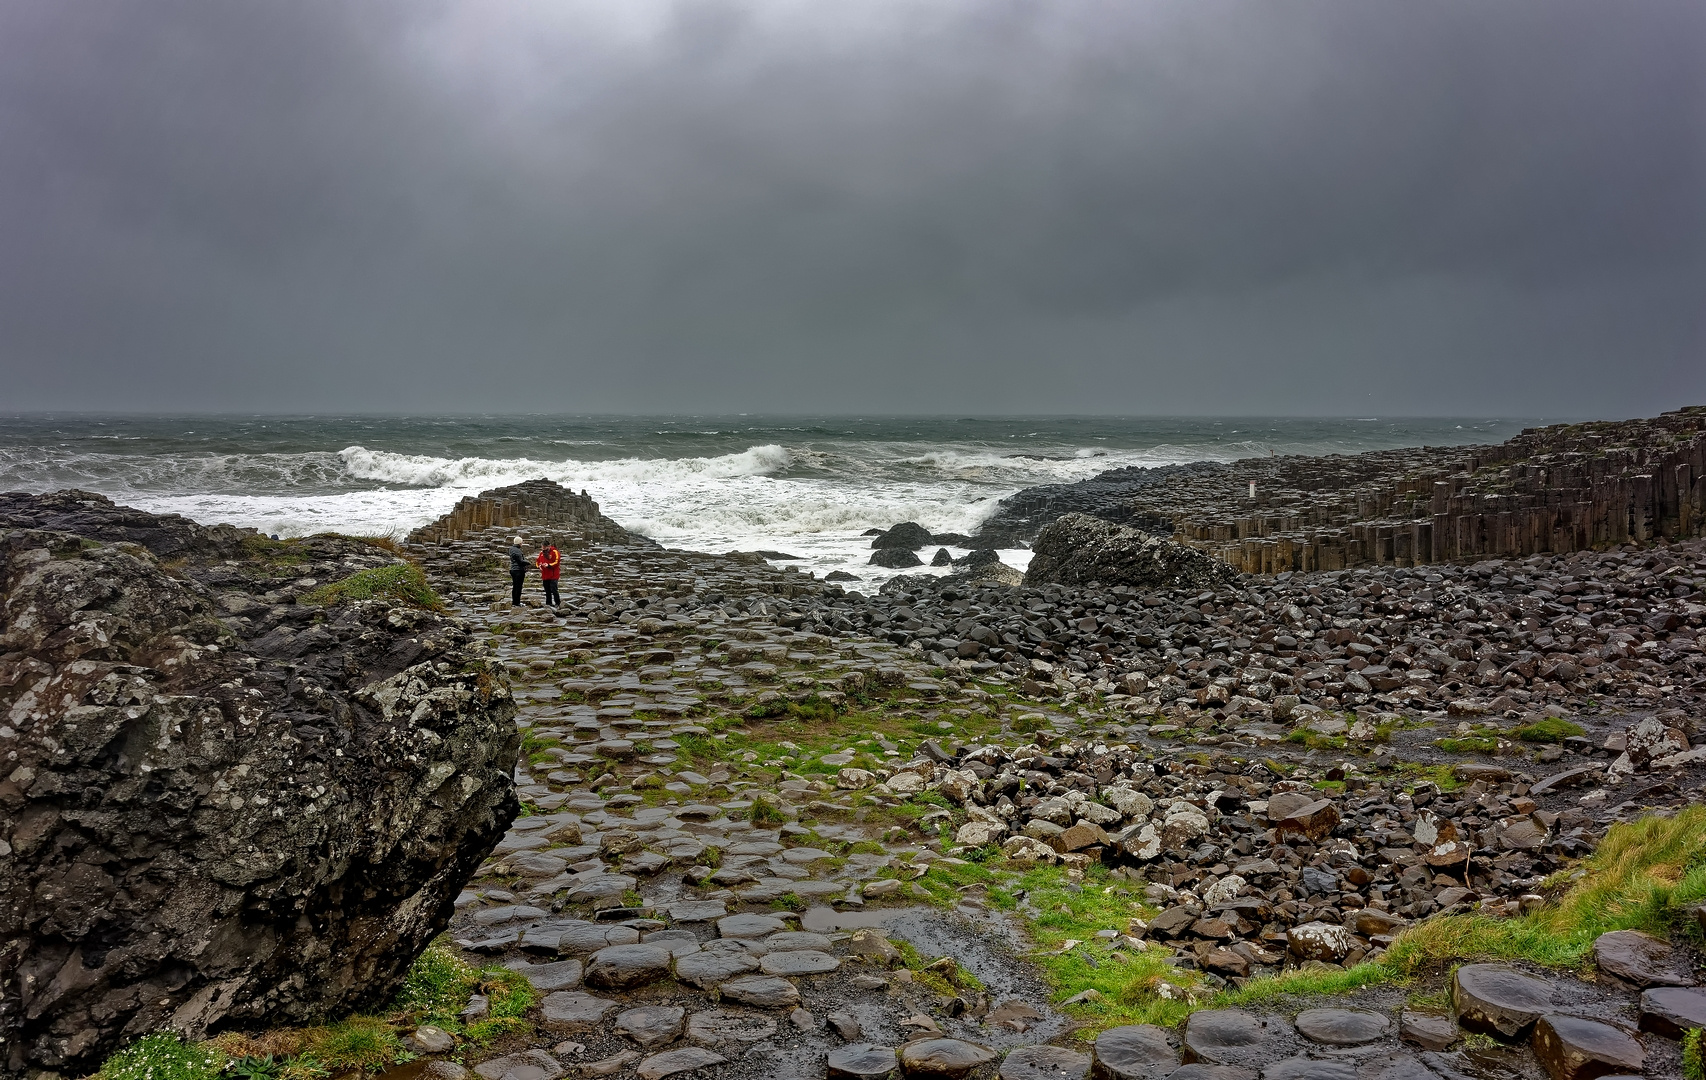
1, 0, 1701, 416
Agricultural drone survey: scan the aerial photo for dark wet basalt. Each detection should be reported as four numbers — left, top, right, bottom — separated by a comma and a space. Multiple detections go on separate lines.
0, 491, 519, 1076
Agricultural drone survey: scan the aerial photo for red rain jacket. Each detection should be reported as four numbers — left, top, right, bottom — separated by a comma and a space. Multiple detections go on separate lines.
537, 546, 561, 580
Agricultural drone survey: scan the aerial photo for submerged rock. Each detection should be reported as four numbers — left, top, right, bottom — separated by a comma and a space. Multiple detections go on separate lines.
0, 492, 519, 1076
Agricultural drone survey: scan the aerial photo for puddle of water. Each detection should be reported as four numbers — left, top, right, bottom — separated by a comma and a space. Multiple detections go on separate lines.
799, 904, 930, 932
374, 1060, 429, 1080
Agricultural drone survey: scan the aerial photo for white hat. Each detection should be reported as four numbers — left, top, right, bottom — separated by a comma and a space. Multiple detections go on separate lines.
513, 536, 523, 545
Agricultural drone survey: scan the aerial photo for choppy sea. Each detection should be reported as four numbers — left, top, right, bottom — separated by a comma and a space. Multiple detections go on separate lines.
0, 415, 1533, 584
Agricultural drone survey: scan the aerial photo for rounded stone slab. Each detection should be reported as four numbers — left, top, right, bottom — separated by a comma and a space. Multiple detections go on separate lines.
760, 949, 841, 976
1000, 1044, 1092, 1080
718, 912, 789, 938
899, 1038, 998, 1077
1638, 985, 1706, 1038
1531, 1015, 1644, 1080
674, 948, 760, 989
1182, 1011, 1280, 1067
1255, 1058, 1354, 1080
510, 958, 582, 991
762, 930, 836, 952
1591, 929, 1694, 987
584, 943, 673, 991
539, 991, 618, 1033
1162, 1068, 1256, 1080
781, 846, 837, 864
1090, 1024, 1177, 1079
1292, 1009, 1391, 1046
635, 1047, 727, 1080
718, 975, 801, 1008
664, 899, 727, 922
472, 1050, 564, 1080
613, 1005, 686, 1048
1449, 964, 1555, 1038
686, 1008, 779, 1048
558, 923, 640, 955
827, 1042, 900, 1079
1396, 1011, 1455, 1051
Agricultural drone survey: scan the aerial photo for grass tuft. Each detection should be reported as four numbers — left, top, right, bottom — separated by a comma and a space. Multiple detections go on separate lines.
304, 564, 441, 611
1683, 1027, 1704, 1080
98, 1033, 226, 1080
1512, 717, 1586, 743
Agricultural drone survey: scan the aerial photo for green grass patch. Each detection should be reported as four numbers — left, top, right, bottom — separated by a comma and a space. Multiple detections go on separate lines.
1512, 718, 1585, 743
1287, 729, 1346, 751
98, 1033, 226, 1080
1683, 1027, 1704, 1080
305, 1019, 403, 1073
1435, 735, 1498, 754
304, 564, 441, 611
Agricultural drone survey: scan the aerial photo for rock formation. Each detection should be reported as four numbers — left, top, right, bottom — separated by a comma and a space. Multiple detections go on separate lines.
1025, 513, 1240, 591
407, 479, 653, 549
0, 491, 519, 1075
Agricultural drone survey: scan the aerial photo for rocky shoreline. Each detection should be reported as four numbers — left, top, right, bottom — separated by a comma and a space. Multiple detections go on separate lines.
6, 409, 1706, 1080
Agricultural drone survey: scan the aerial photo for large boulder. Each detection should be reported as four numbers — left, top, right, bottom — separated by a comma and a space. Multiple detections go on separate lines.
1024, 514, 1237, 590
0, 492, 519, 1075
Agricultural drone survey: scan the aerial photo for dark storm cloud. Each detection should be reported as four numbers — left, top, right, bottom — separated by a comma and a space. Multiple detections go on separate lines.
0, 0, 1701, 415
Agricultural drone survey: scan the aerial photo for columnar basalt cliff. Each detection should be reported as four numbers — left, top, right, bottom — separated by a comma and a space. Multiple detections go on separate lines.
974, 406, 1706, 574
406, 479, 653, 549
0, 492, 519, 1076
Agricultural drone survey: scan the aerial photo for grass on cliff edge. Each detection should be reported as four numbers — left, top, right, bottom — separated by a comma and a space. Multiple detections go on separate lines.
899, 804, 1706, 1038
303, 564, 442, 612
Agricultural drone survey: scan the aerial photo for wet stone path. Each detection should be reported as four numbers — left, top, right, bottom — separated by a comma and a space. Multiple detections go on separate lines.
400, 529, 1701, 1080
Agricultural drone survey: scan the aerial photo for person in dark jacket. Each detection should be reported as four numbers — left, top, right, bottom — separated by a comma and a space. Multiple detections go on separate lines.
507, 536, 528, 605
537, 539, 561, 606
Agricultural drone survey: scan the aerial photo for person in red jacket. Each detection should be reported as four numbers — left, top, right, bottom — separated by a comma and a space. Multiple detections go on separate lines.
536, 539, 561, 607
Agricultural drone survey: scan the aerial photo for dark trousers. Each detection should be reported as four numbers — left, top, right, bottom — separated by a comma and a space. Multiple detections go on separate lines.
511, 571, 525, 604
543, 579, 559, 606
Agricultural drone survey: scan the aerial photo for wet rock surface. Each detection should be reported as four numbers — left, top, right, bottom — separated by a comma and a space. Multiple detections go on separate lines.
266, 453, 1706, 1080
0, 492, 518, 1075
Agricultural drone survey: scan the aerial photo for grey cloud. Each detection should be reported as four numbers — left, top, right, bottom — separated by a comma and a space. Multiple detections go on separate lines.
0, 0, 1701, 414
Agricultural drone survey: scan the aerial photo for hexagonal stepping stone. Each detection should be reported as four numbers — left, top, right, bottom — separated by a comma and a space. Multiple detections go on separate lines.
1592, 929, 1694, 987
718, 975, 801, 1008
558, 923, 640, 955
540, 991, 618, 1033
585, 943, 673, 991
999, 1044, 1091, 1079
1397, 1010, 1456, 1051
781, 846, 836, 864
1638, 985, 1706, 1038
1347, 1054, 1440, 1080
472, 1050, 563, 1080
509, 958, 582, 991
761, 931, 836, 952
828, 1043, 900, 1079
614, 1005, 686, 1048
1450, 964, 1556, 1038
760, 949, 840, 976
635, 1047, 727, 1080
674, 947, 760, 989
686, 1008, 779, 1047
1181, 1010, 1282, 1067
1089, 1024, 1177, 1078
899, 1038, 998, 1077
1257, 1058, 1355, 1080
718, 912, 788, 938
564, 872, 637, 906
665, 899, 727, 922
1292, 1009, 1390, 1046
1531, 1015, 1644, 1080
1161, 1069, 1257, 1080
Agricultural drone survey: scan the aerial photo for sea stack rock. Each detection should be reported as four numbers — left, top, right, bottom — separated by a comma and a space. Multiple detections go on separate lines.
0, 491, 519, 1075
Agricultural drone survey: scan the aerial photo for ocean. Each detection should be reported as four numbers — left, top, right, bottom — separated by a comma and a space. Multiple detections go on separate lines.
0, 415, 1532, 584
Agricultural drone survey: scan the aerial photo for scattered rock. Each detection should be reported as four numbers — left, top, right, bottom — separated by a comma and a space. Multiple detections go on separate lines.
613, 1005, 686, 1049
635, 1047, 728, 1080
1636, 985, 1706, 1038
583, 944, 673, 991
827, 1043, 901, 1079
